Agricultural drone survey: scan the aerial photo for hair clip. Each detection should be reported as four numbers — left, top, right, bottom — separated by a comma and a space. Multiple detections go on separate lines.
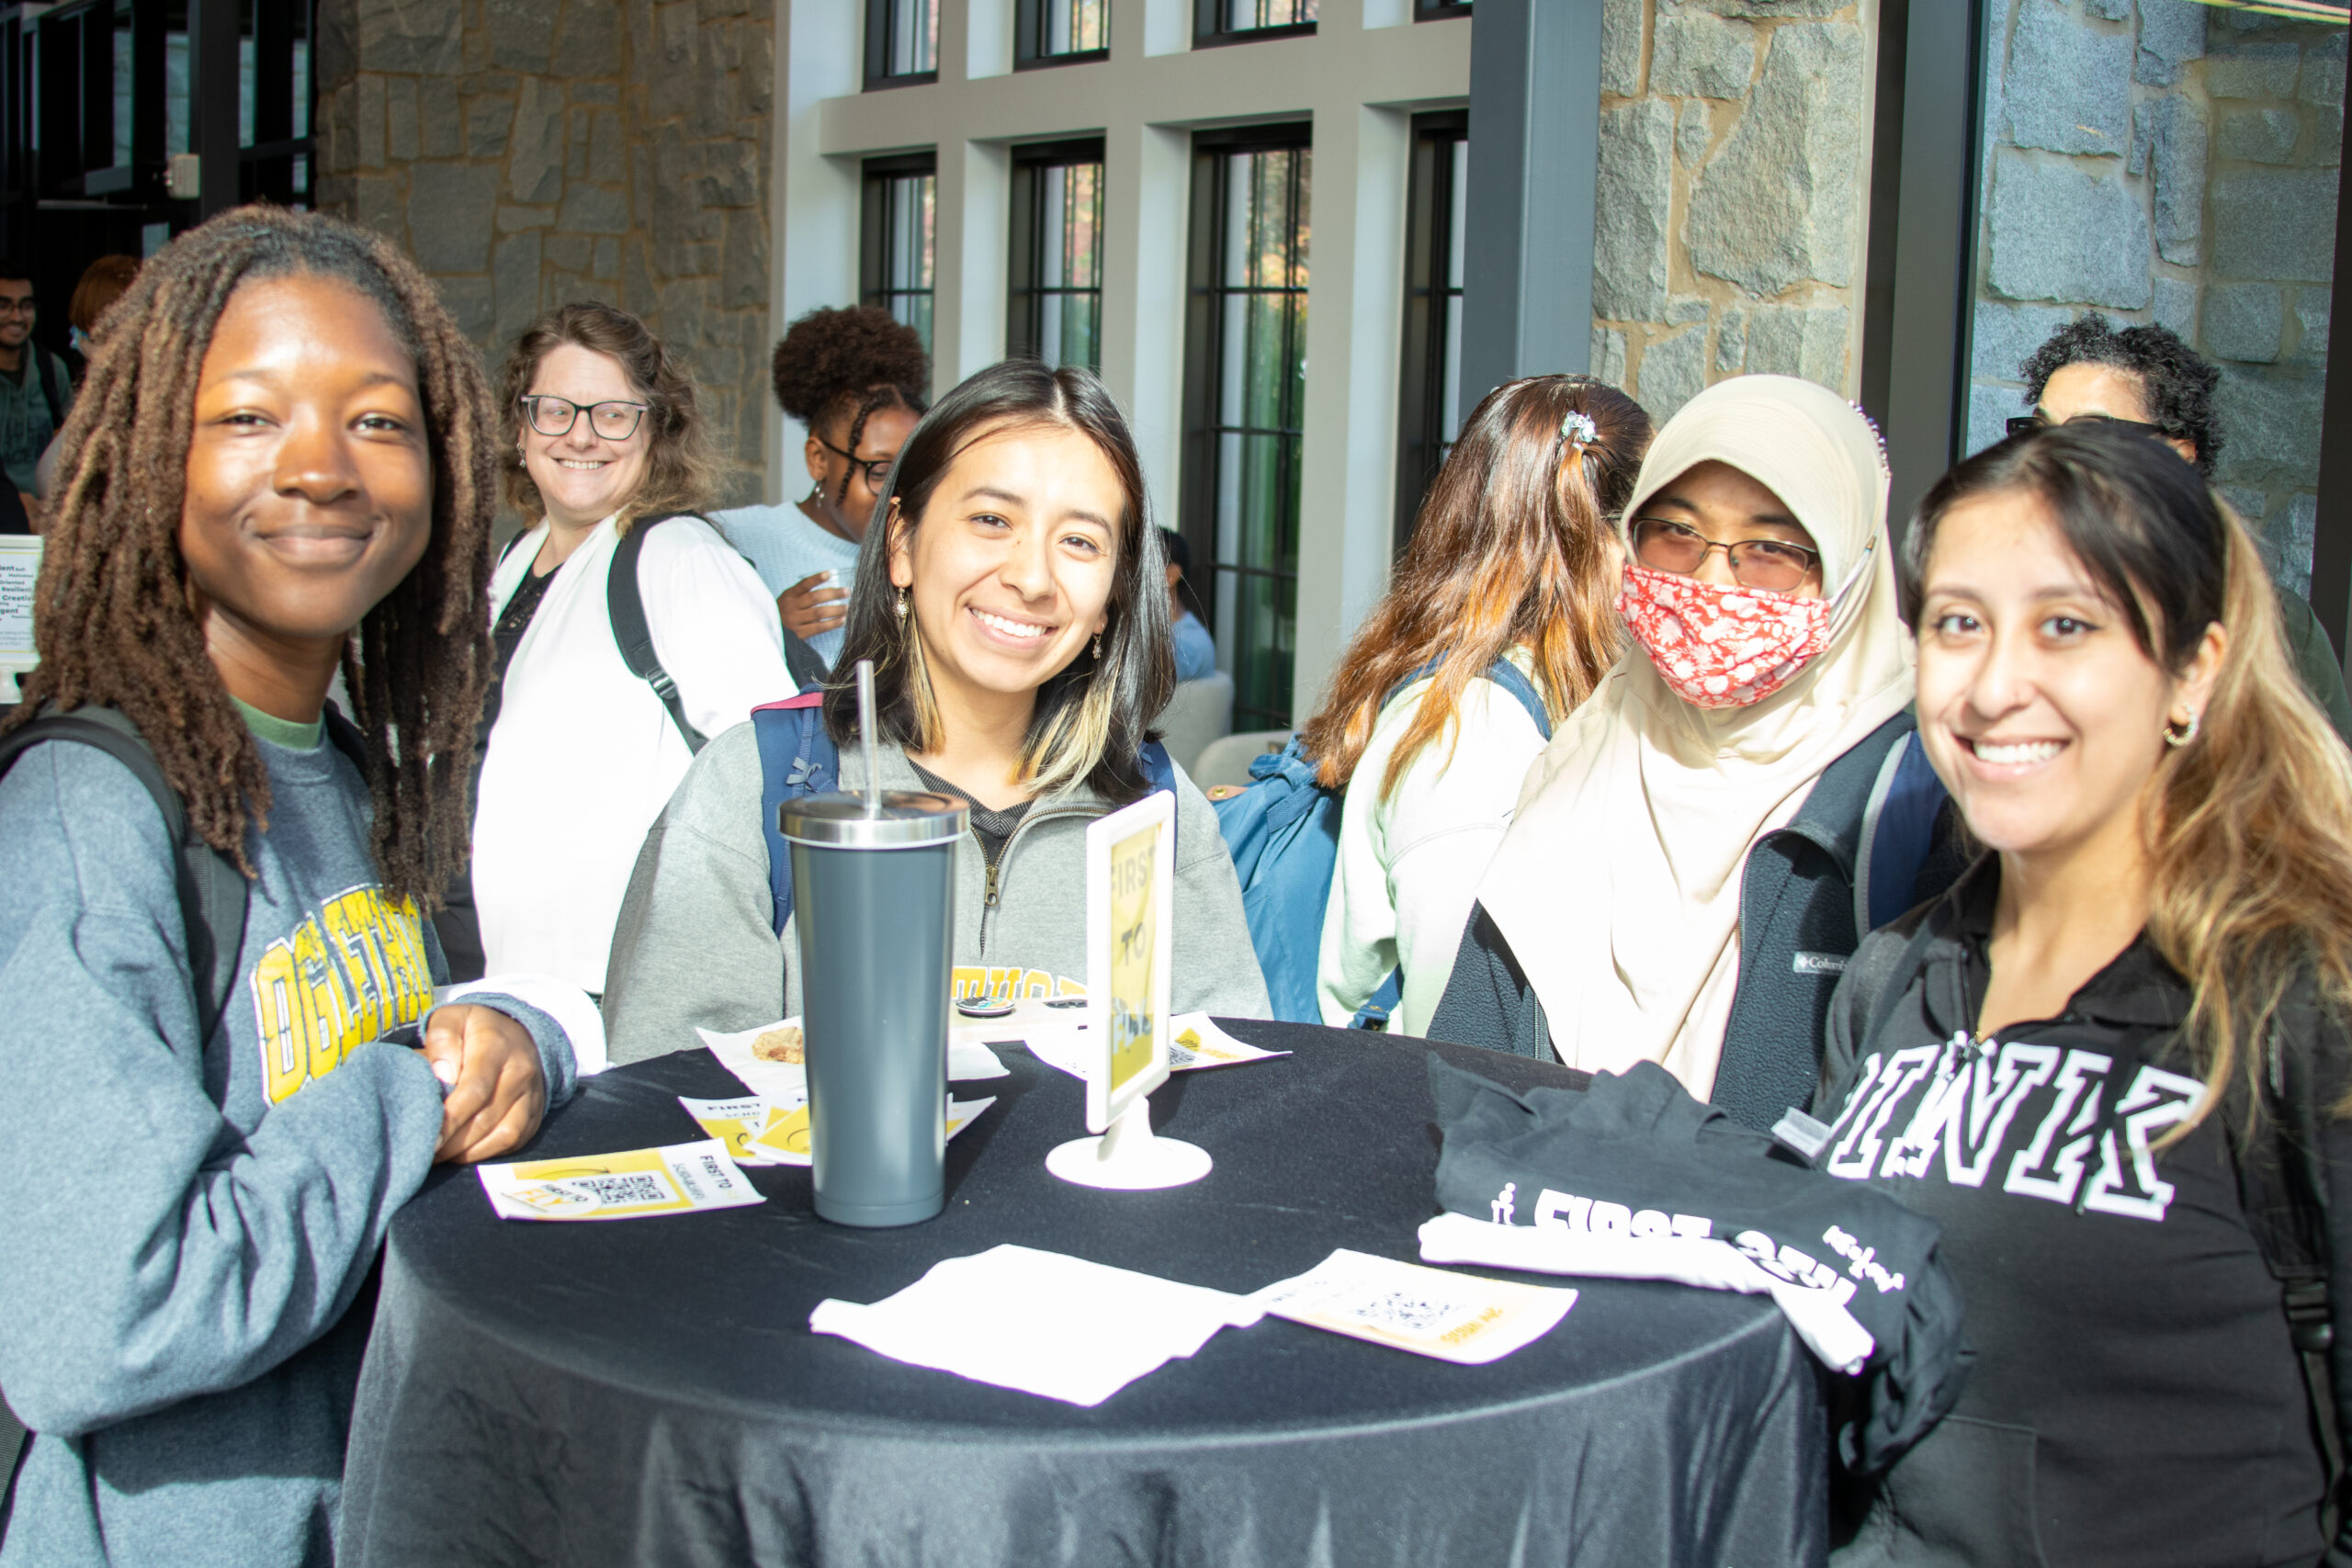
1561, 410, 1600, 448
1848, 400, 1892, 479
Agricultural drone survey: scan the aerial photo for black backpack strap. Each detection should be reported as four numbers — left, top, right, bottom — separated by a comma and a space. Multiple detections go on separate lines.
33, 349, 63, 431
607, 515, 707, 753
783, 626, 830, 692
0, 706, 249, 1046
2231, 999, 2348, 1542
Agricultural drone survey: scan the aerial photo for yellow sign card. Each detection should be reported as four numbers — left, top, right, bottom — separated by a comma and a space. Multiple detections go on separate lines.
1106, 820, 1161, 1094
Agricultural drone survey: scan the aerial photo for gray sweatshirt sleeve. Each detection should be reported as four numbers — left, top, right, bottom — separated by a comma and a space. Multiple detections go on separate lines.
0, 745, 448, 1438
602, 724, 784, 1065
1170, 767, 1272, 1020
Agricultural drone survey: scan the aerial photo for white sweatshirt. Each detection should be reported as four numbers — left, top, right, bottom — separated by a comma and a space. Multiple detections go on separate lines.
1316, 652, 1551, 1037
473, 513, 795, 995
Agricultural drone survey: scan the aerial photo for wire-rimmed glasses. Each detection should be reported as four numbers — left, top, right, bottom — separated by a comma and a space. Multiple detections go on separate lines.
1630, 517, 1823, 594
520, 394, 651, 442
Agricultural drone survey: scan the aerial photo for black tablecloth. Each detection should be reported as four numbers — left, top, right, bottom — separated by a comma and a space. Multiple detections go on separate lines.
339, 1022, 1826, 1567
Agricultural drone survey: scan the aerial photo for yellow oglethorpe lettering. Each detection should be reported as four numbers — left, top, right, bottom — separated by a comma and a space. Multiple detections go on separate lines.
248, 887, 435, 1106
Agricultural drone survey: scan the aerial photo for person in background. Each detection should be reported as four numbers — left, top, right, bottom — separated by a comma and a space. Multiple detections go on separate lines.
1158, 525, 1217, 681
30, 254, 140, 509
2014, 311, 2352, 743
0, 258, 71, 500
1431, 376, 1962, 1131
1818, 422, 2352, 1567
458, 303, 793, 998
602, 360, 1268, 1062
713, 305, 929, 678
1305, 376, 1648, 1037
0, 207, 584, 1568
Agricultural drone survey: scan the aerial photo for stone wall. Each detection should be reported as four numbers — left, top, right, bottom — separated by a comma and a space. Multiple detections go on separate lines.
313, 0, 775, 508
1964, 0, 2343, 595
1592, 0, 1876, 424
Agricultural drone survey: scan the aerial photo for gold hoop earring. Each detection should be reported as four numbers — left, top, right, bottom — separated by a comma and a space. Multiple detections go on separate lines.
2165, 710, 2201, 748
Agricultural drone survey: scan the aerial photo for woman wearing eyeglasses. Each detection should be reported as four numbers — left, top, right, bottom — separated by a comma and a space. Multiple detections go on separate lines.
1430, 376, 1964, 1130
458, 303, 794, 999
713, 306, 930, 680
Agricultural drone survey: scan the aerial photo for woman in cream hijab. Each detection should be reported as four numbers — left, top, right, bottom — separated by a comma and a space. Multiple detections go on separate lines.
1429, 375, 1957, 1129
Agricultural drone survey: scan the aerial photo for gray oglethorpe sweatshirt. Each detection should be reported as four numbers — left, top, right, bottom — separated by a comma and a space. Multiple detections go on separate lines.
603, 720, 1271, 1063
0, 725, 578, 1568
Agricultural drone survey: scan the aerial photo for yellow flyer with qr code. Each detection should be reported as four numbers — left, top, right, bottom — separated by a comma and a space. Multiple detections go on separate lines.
1248, 1249, 1577, 1364
678, 1094, 995, 1168
477, 1138, 766, 1221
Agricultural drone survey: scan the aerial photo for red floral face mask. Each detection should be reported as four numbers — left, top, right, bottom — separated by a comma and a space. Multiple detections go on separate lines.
1616, 562, 1833, 708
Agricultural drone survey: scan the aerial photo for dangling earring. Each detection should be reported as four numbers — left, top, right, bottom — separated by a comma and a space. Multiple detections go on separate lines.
2165, 709, 2201, 747
894, 586, 910, 624
1092, 632, 1103, 660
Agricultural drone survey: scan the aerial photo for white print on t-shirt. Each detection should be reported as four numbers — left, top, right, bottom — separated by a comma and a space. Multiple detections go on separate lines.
1824, 1037, 2204, 1221
1507, 1184, 1909, 1305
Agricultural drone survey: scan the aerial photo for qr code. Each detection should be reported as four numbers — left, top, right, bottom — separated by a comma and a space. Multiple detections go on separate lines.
568, 1172, 673, 1208
1345, 1290, 1465, 1337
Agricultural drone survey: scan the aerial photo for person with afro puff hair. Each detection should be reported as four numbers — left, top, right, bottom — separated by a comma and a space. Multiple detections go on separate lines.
2013, 311, 2352, 742
712, 305, 928, 675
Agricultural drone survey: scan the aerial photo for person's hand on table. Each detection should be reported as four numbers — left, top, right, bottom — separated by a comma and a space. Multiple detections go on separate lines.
778, 571, 847, 639
423, 1003, 548, 1164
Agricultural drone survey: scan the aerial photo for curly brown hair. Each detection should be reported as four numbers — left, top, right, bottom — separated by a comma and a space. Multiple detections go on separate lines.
771, 305, 929, 502
2, 205, 500, 907
498, 301, 719, 533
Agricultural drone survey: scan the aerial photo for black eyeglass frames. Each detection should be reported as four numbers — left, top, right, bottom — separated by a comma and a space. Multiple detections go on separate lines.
2005, 411, 2168, 442
519, 395, 651, 441
819, 437, 898, 490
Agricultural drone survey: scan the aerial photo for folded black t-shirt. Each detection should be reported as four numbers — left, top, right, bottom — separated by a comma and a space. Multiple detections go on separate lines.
1430, 1055, 1971, 1477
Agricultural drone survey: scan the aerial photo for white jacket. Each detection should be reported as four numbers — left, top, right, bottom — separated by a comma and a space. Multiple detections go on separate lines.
473, 513, 795, 995
1316, 652, 1550, 1037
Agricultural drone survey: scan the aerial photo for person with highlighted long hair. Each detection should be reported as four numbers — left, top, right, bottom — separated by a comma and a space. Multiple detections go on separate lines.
1300, 375, 1648, 1036
1818, 421, 2352, 1565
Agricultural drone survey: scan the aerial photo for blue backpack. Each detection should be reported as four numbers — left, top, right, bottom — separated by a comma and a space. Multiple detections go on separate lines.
748, 691, 1177, 935
1211, 659, 1554, 1027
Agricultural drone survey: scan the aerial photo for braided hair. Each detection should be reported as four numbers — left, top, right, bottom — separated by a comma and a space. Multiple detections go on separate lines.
770, 305, 929, 502
2, 206, 500, 908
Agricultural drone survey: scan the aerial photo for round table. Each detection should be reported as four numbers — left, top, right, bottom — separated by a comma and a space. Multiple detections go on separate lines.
337, 1021, 1826, 1567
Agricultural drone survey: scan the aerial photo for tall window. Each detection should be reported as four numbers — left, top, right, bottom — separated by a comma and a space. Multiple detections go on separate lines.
862, 153, 937, 355
1182, 128, 1311, 730
865, 0, 938, 89
240, 0, 316, 207
1195, 0, 1315, 49
1017, 0, 1109, 69
1395, 110, 1467, 549
1009, 141, 1105, 371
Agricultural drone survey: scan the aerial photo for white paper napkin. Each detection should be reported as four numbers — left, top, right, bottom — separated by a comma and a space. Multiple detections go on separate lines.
809, 1244, 1264, 1406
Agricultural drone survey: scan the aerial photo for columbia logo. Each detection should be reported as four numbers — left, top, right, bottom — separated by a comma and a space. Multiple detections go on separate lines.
1792, 952, 1848, 976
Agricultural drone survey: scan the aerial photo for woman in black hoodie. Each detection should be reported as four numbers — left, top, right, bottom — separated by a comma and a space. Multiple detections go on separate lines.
1818, 422, 2352, 1567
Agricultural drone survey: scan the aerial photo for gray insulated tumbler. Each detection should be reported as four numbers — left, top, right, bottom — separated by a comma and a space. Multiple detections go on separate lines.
779, 789, 967, 1227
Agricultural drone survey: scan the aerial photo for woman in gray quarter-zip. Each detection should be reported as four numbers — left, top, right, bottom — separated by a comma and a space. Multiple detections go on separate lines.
599, 361, 1268, 1065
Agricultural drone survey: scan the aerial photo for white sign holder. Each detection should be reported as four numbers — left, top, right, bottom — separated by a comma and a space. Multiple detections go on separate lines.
1045, 790, 1209, 1190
